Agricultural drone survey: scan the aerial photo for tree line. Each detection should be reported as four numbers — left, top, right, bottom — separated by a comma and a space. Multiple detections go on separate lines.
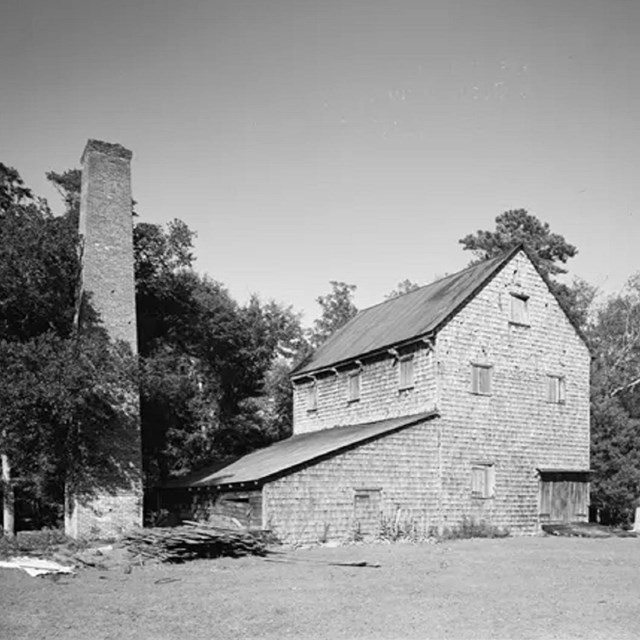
1, 164, 639, 528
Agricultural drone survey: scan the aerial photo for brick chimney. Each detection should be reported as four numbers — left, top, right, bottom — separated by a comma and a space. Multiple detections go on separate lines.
65, 140, 143, 539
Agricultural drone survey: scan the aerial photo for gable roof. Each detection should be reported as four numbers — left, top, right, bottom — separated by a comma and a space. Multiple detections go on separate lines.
294, 246, 521, 377
165, 411, 438, 488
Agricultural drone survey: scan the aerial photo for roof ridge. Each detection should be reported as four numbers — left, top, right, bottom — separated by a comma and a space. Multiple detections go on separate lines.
293, 244, 524, 376
351, 246, 519, 317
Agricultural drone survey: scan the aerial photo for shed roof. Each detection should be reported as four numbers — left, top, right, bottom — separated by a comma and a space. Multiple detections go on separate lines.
294, 247, 520, 376
166, 411, 438, 488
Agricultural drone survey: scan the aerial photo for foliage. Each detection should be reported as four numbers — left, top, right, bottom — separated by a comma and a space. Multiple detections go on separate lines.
459, 209, 577, 277
385, 279, 421, 300
134, 221, 306, 483
440, 516, 510, 540
378, 511, 432, 542
589, 274, 640, 524
310, 281, 358, 348
0, 528, 70, 558
46, 169, 82, 224
0, 331, 139, 521
0, 164, 79, 342
459, 208, 594, 333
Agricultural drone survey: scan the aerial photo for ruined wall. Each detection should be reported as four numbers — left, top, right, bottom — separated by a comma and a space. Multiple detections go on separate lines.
435, 250, 590, 534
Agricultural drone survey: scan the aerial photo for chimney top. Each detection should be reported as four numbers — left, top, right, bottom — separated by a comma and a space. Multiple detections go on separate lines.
81, 139, 133, 163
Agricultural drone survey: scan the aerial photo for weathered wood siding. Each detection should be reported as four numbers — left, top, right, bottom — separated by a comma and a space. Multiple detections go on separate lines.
263, 420, 439, 544
293, 345, 437, 434
436, 250, 590, 534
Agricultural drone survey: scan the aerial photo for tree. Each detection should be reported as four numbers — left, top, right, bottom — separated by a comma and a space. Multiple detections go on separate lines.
589, 274, 640, 524
459, 209, 594, 330
385, 279, 421, 300
459, 209, 577, 277
0, 165, 79, 342
310, 281, 358, 348
0, 331, 138, 528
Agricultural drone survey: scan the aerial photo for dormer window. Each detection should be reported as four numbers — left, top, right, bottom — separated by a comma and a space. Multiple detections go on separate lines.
347, 371, 361, 403
306, 381, 318, 412
398, 355, 415, 391
510, 294, 529, 326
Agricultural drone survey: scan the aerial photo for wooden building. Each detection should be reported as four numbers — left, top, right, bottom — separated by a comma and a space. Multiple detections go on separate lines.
164, 246, 590, 543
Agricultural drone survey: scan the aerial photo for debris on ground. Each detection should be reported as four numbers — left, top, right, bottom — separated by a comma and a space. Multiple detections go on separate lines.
263, 552, 381, 569
542, 522, 640, 538
0, 556, 75, 577
123, 522, 269, 562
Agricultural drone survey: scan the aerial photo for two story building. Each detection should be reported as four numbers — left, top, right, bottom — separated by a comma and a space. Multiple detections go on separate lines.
170, 245, 590, 543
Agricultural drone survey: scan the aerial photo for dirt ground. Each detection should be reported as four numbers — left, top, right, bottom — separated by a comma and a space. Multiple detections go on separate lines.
2, 536, 640, 640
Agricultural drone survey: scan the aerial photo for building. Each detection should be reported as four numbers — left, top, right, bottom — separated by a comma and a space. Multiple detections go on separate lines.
165, 245, 590, 543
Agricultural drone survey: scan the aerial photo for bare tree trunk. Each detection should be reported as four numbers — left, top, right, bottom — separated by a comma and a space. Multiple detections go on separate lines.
1, 453, 15, 537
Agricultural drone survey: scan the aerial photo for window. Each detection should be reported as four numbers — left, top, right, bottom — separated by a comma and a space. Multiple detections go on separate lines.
471, 463, 496, 499
306, 381, 317, 412
398, 356, 414, 390
547, 375, 566, 404
471, 364, 492, 395
347, 371, 361, 402
510, 294, 529, 325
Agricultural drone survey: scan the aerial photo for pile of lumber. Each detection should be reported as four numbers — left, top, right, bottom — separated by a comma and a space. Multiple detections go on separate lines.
124, 522, 268, 562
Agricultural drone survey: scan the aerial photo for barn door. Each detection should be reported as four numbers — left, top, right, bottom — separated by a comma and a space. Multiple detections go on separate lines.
538, 470, 589, 523
353, 489, 381, 538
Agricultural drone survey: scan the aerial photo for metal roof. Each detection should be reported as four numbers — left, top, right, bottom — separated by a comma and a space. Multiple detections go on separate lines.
294, 248, 519, 376
167, 411, 438, 488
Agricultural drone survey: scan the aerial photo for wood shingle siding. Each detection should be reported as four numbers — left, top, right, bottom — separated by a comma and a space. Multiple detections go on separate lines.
164, 247, 590, 543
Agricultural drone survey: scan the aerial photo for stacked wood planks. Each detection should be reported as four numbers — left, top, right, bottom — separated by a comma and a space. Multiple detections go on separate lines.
123, 522, 268, 562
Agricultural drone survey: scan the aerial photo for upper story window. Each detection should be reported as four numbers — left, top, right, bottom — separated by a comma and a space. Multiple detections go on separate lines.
471, 364, 493, 395
547, 375, 566, 404
306, 381, 318, 412
510, 294, 530, 326
398, 355, 415, 391
347, 370, 361, 403
471, 463, 496, 499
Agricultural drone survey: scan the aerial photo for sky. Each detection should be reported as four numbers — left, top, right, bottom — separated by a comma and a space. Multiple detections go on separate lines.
2, 0, 639, 324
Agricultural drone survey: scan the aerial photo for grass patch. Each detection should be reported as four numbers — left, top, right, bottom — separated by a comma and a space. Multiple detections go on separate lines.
441, 516, 510, 540
0, 528, 77, 558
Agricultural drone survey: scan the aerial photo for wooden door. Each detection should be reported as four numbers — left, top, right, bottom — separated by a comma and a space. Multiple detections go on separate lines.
539, 470, 589, 523
353, 489, 381, 537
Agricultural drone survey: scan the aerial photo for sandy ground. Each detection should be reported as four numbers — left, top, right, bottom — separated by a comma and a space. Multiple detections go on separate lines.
1, 536, 640, 640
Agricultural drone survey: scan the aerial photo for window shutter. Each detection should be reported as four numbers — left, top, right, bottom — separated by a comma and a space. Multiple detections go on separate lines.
510, 295, 529, 325
547, 376, 566, 403
479, 367, 492, 394
348, 372, 360, 401
471, 365, 479, 394
307, 382, 317, 411
471, 365, 492, 395
472, 464, 495, 498
399, 356, 414, 390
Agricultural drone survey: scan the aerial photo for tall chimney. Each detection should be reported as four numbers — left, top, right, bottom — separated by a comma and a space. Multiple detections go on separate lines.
65, 139, 143, 539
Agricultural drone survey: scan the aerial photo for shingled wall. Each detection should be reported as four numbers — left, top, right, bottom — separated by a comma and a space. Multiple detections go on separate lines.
269, 249, 589, 542
435, 249, 590, 534
263, 419, 440, 544
293, 346, 437, 434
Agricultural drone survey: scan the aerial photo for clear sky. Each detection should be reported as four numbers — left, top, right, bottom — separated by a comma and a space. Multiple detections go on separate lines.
2, 0, 639, 323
